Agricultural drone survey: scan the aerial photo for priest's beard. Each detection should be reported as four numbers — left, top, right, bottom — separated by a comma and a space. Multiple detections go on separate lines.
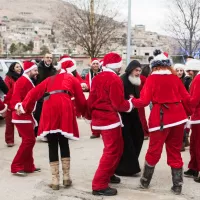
128, 75, 141, 86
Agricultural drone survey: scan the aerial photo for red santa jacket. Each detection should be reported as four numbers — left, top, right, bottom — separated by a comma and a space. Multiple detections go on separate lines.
87, 68, 133, 130
138, 75, 149, 135
10, 74, 36, 124
132, 70, 191, 132
4, 76, 16, 109
0, 99, 7, 114
189, 73, 200, 124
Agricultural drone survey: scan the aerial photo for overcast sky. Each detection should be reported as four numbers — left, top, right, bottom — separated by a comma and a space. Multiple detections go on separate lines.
119, 0, 168, 34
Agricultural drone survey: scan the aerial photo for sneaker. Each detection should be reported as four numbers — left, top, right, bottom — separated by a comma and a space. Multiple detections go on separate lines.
184, 169, 198, 178
7, 143, 14, 147
194, 173, 200, 183
92, 187, 117, 196
34, 168, 41, 172
110, 175, 121, 184
90, 135, 100, 139
13, 171, 27, 176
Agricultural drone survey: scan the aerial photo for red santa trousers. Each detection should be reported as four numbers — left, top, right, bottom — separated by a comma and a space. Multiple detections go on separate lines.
11, 123, 36, 173
146, 124, 184, 169
92, 126, 124, 190
188, 124, 200, 171
5, 110, 15, 144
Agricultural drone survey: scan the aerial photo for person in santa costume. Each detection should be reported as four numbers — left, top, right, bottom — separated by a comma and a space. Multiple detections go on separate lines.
84, 58, 102, 139
184, 59, 200, 183
174, 63, 191, 151
10, 61, 40, 176
58, 55, 84, 118
4, 62, 23, 147
87, 52, 133, 196
18, 60, 87, 190
131, 50, 191, 195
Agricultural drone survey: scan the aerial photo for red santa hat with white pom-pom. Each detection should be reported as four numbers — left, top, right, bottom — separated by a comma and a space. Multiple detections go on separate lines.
23, 61, 38, 73
103, 52, 122, 69
57, 56, 76, 73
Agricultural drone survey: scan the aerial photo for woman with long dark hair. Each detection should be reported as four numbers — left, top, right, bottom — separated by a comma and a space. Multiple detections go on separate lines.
4, 62, 23, 147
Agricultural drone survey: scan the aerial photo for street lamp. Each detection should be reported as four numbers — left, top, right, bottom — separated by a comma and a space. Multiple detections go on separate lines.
126, 0, 132, 65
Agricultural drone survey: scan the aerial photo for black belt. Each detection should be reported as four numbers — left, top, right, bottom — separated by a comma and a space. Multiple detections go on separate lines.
153, 102, 180, 131
44, 90, 71, 100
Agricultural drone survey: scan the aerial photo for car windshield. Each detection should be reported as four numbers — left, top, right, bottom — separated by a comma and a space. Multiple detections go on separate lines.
82, 69, 89, 75
5, 62, 14, 68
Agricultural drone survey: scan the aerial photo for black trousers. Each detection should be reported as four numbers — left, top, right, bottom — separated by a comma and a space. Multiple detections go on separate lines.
34, 101, 43, 137
47, 133, 70, 162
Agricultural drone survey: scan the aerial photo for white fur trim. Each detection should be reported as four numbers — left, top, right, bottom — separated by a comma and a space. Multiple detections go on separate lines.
38, 129, 79, 141
104, 61, 122, 69
0, 104, 7, 114
67, 65, 76, 73
189, 120, 200, 125
59, 69, 66, 74
154, 53, 168, 61
185, 59, 200, 71
14, 103, 22, 110
23, 74, 35, 87
92, 122, 121, 130
198, 71, 200, 75
126, 98, 133, 113
12, 120, 32, 123
81, 83, 87, 88
151, 70, 172, 75
103, 68, 116, 74
149, 119, 188, 132
71, 97, 75, 100
89, 71, 92, 88
24, 64, 37, 73
19, 104, 26, 114
174, 64, 185, 71
91, 60, 100, 65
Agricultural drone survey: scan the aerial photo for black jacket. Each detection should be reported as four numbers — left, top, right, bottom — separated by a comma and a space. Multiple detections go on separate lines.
35, 60, 57, 85
0, 76, 8, 94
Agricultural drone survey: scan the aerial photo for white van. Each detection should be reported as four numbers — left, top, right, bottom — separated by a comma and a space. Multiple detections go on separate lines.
0, 59, 23, 79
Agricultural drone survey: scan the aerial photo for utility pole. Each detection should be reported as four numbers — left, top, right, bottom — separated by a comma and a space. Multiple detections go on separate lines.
126, 0, 132, 65
90, 0, 94, 58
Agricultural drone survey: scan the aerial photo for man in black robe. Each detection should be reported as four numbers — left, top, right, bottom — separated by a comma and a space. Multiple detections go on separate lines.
115, 60, 144, 176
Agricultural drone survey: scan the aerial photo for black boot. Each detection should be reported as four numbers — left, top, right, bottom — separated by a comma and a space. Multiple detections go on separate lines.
140, 162, 155, 189
92, 187, 117, 196
171, 168, 183, 195
194, 172, 200, 183
184, 169, 198, 178
110, 175, 121, 184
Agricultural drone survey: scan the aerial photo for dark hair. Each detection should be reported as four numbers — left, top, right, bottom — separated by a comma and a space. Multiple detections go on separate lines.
141, 65, 151, 77
6, 62, 23, 81
184, 55, 194, 60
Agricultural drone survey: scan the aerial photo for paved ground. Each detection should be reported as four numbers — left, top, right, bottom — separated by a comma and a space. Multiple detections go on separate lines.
0, 108, 199, 200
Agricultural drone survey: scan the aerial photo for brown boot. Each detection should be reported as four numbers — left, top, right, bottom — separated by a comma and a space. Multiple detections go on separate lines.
49, 161, 59, 190
61, 158, 72, 187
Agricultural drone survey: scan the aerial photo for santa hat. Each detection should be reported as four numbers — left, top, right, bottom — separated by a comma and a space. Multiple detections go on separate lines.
23, 61, 37, 73
59, 54, 70, 62
174, 63, 185, 71
59, 58, 76, 73
151, 49, 171, 68
103, 52, 122, 69
91, 58, 100, 65
185, 59, 200, 71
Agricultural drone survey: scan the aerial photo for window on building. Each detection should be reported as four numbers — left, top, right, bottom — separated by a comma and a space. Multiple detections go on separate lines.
145, 53, 150, 56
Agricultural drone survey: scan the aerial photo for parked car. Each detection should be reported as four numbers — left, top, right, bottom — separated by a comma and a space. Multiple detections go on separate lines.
0, 59, 23, 79
81, 68, 90, 80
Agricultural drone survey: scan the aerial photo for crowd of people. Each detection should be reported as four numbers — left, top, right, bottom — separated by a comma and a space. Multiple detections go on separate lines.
0, 50, 199, 197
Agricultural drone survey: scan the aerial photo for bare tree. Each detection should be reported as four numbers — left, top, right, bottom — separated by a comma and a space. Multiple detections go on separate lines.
58, 0, 124, 58
167, 0, 200, 56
